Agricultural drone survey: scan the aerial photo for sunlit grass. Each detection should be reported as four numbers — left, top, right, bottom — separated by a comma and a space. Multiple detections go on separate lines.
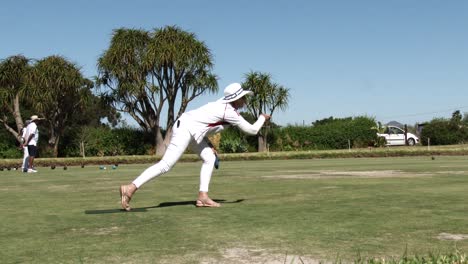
1, 156, 468, 263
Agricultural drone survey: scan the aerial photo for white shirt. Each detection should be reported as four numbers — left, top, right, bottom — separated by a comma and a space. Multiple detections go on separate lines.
25, 122, 39, 146
180, 101, 266, 143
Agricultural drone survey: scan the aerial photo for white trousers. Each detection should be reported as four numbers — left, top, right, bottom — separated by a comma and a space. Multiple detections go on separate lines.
22, 147, 29, 170
132, 121, 216, 192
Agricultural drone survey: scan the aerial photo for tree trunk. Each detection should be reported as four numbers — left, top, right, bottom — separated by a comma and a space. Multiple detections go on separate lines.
53, 135, 60, 157
13, 94, 24, 132
1, 122, 21, 143
155, 126, 166, 156
258, 135, 267, 152
80, 141, 85, 158
0, 94, 25, 143
162, 126, 173, 150
48, 122, 58, 157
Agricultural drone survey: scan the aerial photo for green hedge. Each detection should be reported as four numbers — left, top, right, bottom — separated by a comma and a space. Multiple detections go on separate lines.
59, 126, 153, 157
420, 118, 468, 146
3, 113, 468, 159
0, 128, 22, 159
2, 145, 467, 169
271, 116, 377, 151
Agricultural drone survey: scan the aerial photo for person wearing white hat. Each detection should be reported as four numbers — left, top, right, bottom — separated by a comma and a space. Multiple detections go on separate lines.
120, 83, 271, 211
22, 115, 43, 173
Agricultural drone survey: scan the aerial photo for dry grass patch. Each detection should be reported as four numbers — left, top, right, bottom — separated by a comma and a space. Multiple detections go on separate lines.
201, 247, 326, 264
71, 226, 121, 236
263, 170, 434, 179
47, 184, 72, 191
437, 233, 468, 241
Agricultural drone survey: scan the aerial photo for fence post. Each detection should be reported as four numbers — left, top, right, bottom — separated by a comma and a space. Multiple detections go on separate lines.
404, 124, 408, 146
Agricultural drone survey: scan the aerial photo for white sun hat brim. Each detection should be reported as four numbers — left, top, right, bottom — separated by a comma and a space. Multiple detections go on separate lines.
30, 115, 44, 121
218, 83, 254, 103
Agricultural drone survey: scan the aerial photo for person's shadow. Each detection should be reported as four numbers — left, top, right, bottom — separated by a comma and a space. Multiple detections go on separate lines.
84, 199, 245, 214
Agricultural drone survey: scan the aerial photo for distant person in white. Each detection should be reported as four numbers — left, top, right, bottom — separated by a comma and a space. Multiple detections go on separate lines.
120, 83, 271, 211
20, 120, 31, 172
22, 115, 43, 173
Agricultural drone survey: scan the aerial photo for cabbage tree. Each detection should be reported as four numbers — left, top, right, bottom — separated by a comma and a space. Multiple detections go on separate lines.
0, 55, 31, 142
242, 71, 290, 152
27, 56, 93, 157
97, 26, 217, 155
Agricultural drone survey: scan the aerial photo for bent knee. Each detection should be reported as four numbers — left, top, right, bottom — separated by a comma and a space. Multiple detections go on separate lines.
201, 151, 216, 165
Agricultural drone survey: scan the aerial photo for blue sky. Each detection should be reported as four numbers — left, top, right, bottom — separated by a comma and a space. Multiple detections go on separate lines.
2, 0, 468, 126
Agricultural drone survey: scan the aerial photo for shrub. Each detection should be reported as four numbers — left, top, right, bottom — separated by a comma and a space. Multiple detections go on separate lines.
0, 146, 22, 159
0, 129, 21, 158
219, 127, 249, 153
219, 138, 248, 153
271, 116, 377, 151
59, 126, 152, 157
111, 127, 153, 155
420, 118, 468, 146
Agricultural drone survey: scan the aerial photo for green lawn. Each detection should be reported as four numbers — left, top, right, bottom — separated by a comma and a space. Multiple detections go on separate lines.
2, 156, 468, 263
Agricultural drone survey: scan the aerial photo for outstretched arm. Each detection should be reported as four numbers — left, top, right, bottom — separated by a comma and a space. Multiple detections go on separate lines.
236, 114, 271, 135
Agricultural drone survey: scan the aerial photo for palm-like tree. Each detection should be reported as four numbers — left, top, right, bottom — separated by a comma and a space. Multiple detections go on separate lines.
242, 71, 290, 152
96, 28, 159, 147
27, 55, 93, 157
0, 55, 31, 142
97, 26, 217, 155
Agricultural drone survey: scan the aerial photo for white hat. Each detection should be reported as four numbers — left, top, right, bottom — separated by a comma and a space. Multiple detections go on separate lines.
218, 83, 253, 103
30, 115, 44, 121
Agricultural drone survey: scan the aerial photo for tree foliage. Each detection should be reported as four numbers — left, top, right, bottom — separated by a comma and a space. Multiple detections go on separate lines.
97, 26, 218, 155
242, 71, 290, 152
420, 111, 468, 145
0, 55, 32, 141
27, 55, 94, 157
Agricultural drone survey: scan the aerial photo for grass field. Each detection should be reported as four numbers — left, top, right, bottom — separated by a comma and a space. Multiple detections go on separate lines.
2, 156, 468, 263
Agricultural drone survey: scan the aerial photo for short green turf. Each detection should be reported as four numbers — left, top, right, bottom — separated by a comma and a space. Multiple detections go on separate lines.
1, 156, 468, 263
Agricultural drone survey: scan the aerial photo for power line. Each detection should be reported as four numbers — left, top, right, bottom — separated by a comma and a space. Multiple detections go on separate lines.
381, 105, 468, 119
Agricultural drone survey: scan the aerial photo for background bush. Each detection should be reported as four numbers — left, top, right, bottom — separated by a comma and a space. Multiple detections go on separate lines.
0, 128, 21, 159
271, 116, 377, 151
5, 111, 468, 157
420, 117, 468, 146
59, 126, 153, 157
219, 127, 250, 153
